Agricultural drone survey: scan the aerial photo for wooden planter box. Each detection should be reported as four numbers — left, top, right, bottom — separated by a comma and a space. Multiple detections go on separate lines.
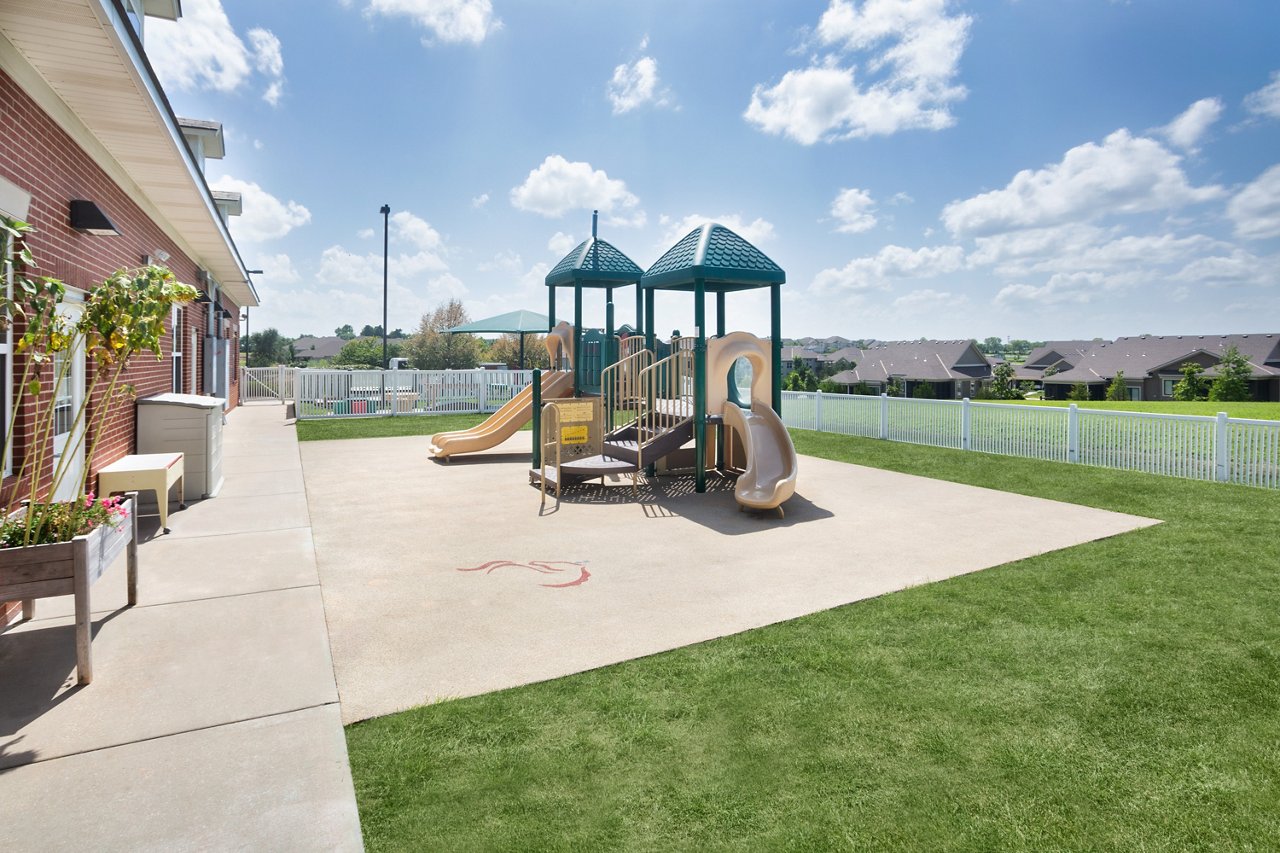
0, 493, 139, 685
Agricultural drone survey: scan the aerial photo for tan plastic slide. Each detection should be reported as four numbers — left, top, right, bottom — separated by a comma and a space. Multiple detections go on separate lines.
429, 370, 573, 459
706, 331, 797, 513
721, 399, 798, 513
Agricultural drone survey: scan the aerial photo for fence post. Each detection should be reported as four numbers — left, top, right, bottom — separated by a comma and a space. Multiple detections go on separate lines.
961, 397, 971, 451
1067, 403, 1079, 463
879, 393, 889, 440
478, 369, 488, 413
277, 365, 285, 403
389, 369, 398, 417
815, 390, 824, 432
1215, 412, 1230, 482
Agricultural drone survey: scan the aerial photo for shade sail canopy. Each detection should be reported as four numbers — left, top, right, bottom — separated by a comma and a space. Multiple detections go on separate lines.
446, 310, 549, 334
641, 222, 785, 292
545, 237, 644, 289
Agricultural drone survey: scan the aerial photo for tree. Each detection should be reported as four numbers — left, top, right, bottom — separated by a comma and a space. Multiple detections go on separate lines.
334, 324, 356, 340
785, 365, 818, 392
246, 327, 290, 367
1105, 371, 1128, 401
1067, 382, 1091, 401
978, 336, 1004, 355
851, 381, 874, 396
885, 377, 905, 397
403, 299, 482, 370
1208, 346, 1252, 402
487, 333, 549, 369
988, 361, 1020, 400
912, 381, 936, 399
333, 337, 401, 368
359, 324, 386, 338
389, 328, 406, 339
1172, 361, 1207, 402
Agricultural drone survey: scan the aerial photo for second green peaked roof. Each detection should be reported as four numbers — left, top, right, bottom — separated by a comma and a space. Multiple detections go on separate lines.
545, 237, 644, 288
641, 222, 785, 292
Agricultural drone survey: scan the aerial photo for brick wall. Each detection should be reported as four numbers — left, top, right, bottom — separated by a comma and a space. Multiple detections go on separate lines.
1, 69, 241, 628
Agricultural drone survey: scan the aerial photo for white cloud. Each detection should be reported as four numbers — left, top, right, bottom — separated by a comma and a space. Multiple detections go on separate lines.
744, 0, 971, 144
252, 252, 301, 284
1226, 164, 1280, 240
892, 288, 967, 312
357, 228, 375, 239
942, 130, 1225, 237
149, 1, 285, 104
471, 193, 490, 208
1174, 249, 1275, 287
830, 187, 877, 233
476, 251, 524, 275
812, 244, 964, 293
350, 0, 499, 45
657, 214, 776, 250
994, 272, 1109, 308
1160, 97, 1222, 152
391, 210, 443, 252
1244, 70, 1280, 120
212, 177, 311, 243
510, 155, 645, 226
608, 56, 671, 114
548, 232, 578, 257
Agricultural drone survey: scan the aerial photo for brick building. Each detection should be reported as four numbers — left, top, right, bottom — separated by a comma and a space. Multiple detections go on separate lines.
1, 0, 257, 626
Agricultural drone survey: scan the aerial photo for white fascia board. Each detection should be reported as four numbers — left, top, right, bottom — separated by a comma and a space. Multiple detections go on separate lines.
91, 0, 252, 296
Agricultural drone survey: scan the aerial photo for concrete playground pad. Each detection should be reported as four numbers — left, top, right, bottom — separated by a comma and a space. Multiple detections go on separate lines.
301, 432, 1160, 724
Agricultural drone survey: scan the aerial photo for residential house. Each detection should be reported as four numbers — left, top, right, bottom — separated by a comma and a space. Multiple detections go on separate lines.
1, 1, 257, 625
1041, 334, 1280, 401
293, 336, 351, 363
780, 346, 821, 374
1014, 340, 1097, 384
830, 340, 992, 398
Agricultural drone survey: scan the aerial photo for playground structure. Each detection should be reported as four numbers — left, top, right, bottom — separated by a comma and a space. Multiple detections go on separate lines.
432, 216, 799, 515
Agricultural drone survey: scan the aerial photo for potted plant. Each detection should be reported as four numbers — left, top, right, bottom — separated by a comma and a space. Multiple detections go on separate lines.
0, 215, 197, 683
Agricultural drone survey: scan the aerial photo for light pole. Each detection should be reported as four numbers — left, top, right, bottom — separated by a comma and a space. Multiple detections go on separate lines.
380, 204, 390, 368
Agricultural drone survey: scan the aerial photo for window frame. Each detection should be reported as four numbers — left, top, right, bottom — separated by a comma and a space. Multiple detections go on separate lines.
172, 305, 184, 393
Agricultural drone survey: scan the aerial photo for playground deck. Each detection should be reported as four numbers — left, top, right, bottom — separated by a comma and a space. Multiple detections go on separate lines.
299, 431, 1158, 724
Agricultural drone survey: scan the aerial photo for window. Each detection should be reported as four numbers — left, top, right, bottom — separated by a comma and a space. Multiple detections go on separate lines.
190, 328, 197, 393
172, 306, 184, 392
1162, 378, 1175, 397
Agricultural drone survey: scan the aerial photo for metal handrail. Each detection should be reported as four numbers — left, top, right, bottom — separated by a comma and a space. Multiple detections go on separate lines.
539, 402, 562, 510
600, 347, 653, 436
635, 347, 696, 469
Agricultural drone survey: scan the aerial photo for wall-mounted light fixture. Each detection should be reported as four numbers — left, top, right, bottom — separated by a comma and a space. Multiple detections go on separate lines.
69, 200, 121, 236
143, 248, 171, 266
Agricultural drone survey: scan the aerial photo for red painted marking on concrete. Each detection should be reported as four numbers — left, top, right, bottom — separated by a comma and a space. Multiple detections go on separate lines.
541, 567, 590, 588
456, 560, 591, 587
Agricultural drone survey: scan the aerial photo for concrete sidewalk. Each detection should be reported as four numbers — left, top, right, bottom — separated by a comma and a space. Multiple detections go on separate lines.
0, 403, 361, 851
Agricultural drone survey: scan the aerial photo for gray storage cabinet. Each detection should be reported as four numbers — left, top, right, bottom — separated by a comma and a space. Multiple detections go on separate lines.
137, 393, 225, 498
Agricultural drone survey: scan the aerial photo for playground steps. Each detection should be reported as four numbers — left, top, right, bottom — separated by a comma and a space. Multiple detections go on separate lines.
530, 455, 638, 489
603, 419, 695, 467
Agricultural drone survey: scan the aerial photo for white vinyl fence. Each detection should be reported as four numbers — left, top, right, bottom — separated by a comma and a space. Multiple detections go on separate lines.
241, 366, 296, 402
290, 368, 534, 419
782, 391, 1280, 491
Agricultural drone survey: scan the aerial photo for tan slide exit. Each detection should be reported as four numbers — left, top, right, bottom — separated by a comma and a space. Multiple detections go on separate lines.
721, 400, 798, 513
429, 370, 573, 459
707, 331, 798, 513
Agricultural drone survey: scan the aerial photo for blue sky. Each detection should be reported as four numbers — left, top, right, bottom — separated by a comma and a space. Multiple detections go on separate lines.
149, 0, 1280, 343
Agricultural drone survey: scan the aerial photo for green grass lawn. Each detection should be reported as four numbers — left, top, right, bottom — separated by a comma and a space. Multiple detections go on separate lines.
345, 434, 1280, 851
1013, 399, 1280, 420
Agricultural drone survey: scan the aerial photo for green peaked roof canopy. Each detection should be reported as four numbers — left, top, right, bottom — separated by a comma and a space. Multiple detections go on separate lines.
641, 222, 785, 292
545, 236, 644, 289
446, 309, 549, 334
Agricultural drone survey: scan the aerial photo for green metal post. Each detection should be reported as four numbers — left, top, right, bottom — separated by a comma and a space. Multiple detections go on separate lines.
644, 287, 655, 353
531, 368, 542, 469
694, 279, 707, 494
573, 283, 583, 397
547, 285, 556, 332
770, 283, 782, 416
635, 282, 644, 340
605, 297, 615, 421
715, 289, 725, 471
